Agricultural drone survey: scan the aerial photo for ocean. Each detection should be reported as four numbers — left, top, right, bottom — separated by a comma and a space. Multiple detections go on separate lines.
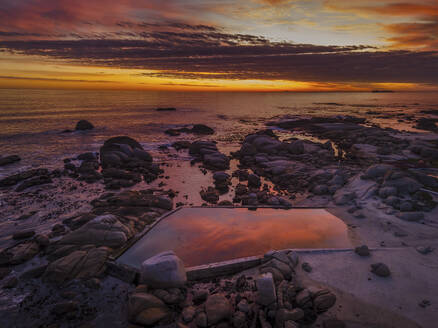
1, 88, 437, 178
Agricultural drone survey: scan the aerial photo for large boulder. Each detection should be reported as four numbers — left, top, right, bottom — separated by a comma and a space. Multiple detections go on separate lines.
362, 164, 395, 180
0, 241, 40, 265
140, 251, 187, 288
100, 136, 152, 168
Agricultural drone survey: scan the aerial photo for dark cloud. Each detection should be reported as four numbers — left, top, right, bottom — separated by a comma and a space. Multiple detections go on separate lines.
0, 75, 114, 83
0, 22, 436, 85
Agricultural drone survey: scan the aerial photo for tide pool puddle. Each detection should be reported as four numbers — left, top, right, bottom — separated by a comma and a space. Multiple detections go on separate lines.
117, 207, 351, 267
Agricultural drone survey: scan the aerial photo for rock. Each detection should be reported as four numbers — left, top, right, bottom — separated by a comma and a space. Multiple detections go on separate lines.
248, 174, 261, 188
51, 301, 79, 315
399, 201, 413, 212
128, 292, 170, 326
200, 187, 219, 204
416, 246, 433, 255
383, 177, 421, 194
313, 289, 337, 312
0, 268, 11, 280
288, 140, 304, 154
276, 308, 304, 326
182, 306, 196, 323
20, 264, 47, 280
196, 312, 208, 327
213, 172, 230, 182
2, 276, 18, 289
191, 124, 214, 135
256, 273, 277, 306
193, 289, 209, 305
140, 251, 187, 288
296, 289, 312, 308
233, 311, 247, 328
156, 107, 176, 111
415, 118, 437, 132
313, 184, 328, 195
302, 262, 312, 272
398, 212, 424, 222
0, 168, 49, 187
323, 319, 346, 328
378, 186, 397, 198
362, 164, 394, 180
284, 321, 299, 328
205, 294, 232, 325
354, 245, 370, 256
371, 263, 391, 277
333, 192, 356, 206
44, 247, 109, 284
75, 120, 94, 131
16, 175, 52, 191
0, 155, 21, 166
12, 230, 35, 240
59, 214, 131, 248
237, 299, 250, 313
0, 241, 40, 265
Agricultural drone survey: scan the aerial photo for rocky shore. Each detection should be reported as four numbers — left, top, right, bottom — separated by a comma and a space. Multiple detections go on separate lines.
0, 115, 437, 327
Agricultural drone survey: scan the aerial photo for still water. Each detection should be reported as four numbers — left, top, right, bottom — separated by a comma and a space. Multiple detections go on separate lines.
117, 207, 351, 267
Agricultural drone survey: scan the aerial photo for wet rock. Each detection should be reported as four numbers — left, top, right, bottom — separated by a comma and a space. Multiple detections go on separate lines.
0, 155, 21, 166
16, 175, 52, 191
20, 264, 47, 280
52, 301, 79, 315
205, 294, 232, 325
233, 311, 247, 328
59, 214, 131, 248
379, 186, 397, 199
333, 192, 356, 206
2, 276, 18, 289
44, 247, 109, 284
398, 212, 424, 222
415, 118, 437, 132
191, 124, 214, 135
296, 289, 312, 308
75, 120, 94, 130
288, 140, 305, 154
0, 168, 49, 187
156, 107, 176, 111
354, 245, 370, 256
416, 246, 433, 255
182, 306, 196, 323
12, 229, 35, 240
399, 201, 413, 212
371, 263, 391, 277
276, 308, 304, 326
0, 241, 40, 265
200, 187, 219, 204
302, 262, 312, 272
362, 164, 395, 180
313, 289, 337, 313
153, 288, 183, 305
128, 292, 170, 326
312, 184, 328, 195
140, 251, 187, 288
193, 289, 209, 305
196, 312, 208, 327
256, 273, 277, 306
237, 299, 250, 313
0, 268, 11, 280
248, 174, 261, 188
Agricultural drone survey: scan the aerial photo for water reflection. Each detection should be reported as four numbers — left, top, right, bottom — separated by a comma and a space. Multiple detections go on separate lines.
117, 207, 351, 267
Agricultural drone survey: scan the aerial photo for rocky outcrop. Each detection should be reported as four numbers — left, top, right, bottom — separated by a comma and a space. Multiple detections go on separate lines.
0, 155, 21, 166
189, 141, 230, 170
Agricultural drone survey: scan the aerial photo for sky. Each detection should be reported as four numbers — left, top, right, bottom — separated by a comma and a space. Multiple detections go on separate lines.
0, 0, 437, 92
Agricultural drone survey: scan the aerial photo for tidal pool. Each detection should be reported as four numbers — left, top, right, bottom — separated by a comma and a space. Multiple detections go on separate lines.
117, 207, 351, 267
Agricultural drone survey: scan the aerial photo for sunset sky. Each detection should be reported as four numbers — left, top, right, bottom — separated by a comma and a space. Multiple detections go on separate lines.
0, 0, 437, 91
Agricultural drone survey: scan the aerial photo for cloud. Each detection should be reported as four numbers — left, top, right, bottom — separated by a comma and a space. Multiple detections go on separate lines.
1, 28, 436, 85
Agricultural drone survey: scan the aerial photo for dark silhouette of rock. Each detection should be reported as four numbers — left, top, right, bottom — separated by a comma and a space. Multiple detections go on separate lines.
371, 263, 391, 277
0, 155, 21, 166
75, 120, 94, 131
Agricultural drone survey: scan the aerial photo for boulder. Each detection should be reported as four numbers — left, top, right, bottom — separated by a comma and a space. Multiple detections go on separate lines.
370, 263, 391, 277
191, 124, 214, 135
362, 164, 394, 180
398, 212, 424, 222
140, 251, 187, 288
128, 292, 170, 326
205, 294, 232, 325
44, 247, 109, 284
354, 245, 370, 257
0, 241, 39, 265
75, 120, 94, 131
59, 214, 131, 248
313, 289, 337, 312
